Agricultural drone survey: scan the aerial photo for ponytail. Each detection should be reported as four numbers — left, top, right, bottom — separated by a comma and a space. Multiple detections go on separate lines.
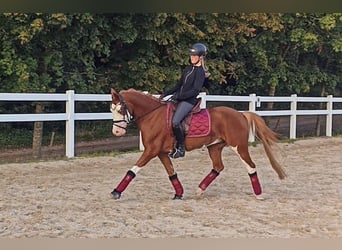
201, 57, 210, 78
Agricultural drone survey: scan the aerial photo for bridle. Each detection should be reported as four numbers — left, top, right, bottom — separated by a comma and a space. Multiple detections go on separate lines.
111, 93, 164, 130
111, 93, 134, 130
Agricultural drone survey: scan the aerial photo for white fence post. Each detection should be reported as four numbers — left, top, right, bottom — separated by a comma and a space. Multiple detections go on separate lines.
198, 92, 207, 109
248, 94, 256, 142
290, 94, 297, 139
326, 95, 333, 137
249, 93, 256, 112
66, 90, 75, 158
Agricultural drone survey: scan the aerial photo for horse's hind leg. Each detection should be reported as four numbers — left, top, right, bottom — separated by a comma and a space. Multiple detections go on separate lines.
231, 144, 263, 198
197, 143, 225, 196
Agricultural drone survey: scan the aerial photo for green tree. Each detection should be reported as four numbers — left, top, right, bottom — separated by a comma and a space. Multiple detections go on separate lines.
1, 13, 341, 153
0, 13, 116, 156
232, 13, 341, 98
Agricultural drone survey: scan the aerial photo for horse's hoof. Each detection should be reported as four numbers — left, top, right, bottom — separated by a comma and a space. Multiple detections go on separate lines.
111, 190, 121, 200
255, 194, 265, 200
172, 194, 183, 200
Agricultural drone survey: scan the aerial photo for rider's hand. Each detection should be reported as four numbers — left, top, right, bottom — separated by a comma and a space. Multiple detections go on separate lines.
169, 95, 178, 104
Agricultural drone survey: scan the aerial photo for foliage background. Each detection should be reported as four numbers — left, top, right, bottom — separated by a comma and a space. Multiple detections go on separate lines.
0, 13, 341, 150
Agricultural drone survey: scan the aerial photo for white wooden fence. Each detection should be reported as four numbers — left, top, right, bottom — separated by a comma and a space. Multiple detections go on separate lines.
198, 92, 342, 139
1, 90, 342, 158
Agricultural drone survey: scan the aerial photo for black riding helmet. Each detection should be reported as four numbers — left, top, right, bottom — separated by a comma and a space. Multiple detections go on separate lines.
189, 43, 207, 56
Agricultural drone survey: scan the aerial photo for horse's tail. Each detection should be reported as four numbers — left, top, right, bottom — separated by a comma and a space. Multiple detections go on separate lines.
243, 112, 287, 179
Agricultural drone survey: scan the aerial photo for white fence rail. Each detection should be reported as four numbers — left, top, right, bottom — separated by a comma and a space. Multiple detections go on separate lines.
199, 93, 342, 140
1, 90, 342, 158
0, 90, 112, 158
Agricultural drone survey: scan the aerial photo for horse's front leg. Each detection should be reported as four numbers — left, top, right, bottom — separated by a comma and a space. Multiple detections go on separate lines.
158, 153, 184, 200
111, 149, 157, 200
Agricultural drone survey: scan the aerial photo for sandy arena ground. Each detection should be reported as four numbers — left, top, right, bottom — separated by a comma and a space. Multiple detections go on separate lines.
0, 137, 341, 238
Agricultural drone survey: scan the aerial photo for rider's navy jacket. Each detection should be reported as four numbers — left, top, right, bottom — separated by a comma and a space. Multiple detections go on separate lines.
162, 65, 205, 105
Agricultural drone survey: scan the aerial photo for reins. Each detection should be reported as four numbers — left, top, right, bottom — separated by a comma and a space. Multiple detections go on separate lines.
112, 93, 165, 129
134, 102, 165, 123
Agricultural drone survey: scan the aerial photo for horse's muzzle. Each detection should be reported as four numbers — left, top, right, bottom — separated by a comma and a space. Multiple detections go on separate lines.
112, 122, 127, 136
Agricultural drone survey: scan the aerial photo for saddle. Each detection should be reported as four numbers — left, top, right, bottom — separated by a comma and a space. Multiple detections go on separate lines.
166, 102, 211, 138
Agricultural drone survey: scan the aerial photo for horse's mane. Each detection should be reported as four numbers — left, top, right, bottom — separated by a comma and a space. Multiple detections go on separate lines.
121, 88, 162, 105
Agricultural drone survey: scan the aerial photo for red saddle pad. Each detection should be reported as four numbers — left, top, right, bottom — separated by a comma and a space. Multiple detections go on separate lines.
166, 103, 211, 138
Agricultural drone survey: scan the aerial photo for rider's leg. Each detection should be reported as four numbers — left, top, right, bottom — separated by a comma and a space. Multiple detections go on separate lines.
169, 101, 194, 158
170, 125, 185, 158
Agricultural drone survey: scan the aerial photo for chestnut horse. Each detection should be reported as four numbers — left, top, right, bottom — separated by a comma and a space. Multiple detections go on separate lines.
110, 88, 286, 200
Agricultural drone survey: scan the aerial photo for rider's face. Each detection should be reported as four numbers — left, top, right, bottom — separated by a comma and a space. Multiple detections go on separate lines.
190, 55, 201, 66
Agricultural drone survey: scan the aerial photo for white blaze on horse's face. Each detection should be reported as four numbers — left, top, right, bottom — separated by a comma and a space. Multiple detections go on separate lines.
111, 103, 127, 136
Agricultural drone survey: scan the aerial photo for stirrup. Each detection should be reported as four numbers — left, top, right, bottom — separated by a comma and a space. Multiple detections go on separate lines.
169, 147, 185, 159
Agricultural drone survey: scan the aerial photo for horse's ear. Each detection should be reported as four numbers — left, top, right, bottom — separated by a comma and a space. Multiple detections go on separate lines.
110, 88, 119, 102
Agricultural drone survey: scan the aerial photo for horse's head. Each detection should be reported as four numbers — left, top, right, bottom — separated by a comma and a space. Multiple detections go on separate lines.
110, 88, 133, 136
110, 88, 165, 136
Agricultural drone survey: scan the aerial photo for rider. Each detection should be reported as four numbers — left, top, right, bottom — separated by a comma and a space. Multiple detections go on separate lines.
160, 43, 210, 158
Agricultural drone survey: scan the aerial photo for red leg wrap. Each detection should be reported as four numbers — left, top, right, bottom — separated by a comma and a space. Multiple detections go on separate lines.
169, 174, 184, 197
249, 172, 262, 195
198, 169, 220, 191
115, 170, 136, 193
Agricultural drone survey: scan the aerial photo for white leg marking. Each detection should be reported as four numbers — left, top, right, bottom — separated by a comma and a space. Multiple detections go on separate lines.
231, 146, 256, 175
206, 138, 224, 147
130, 165, 141, 175
196, 187, 204, 197
255, 194, 265, 200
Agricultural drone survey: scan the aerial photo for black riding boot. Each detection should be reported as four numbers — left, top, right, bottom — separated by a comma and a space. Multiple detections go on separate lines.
169, 125, 185, 159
